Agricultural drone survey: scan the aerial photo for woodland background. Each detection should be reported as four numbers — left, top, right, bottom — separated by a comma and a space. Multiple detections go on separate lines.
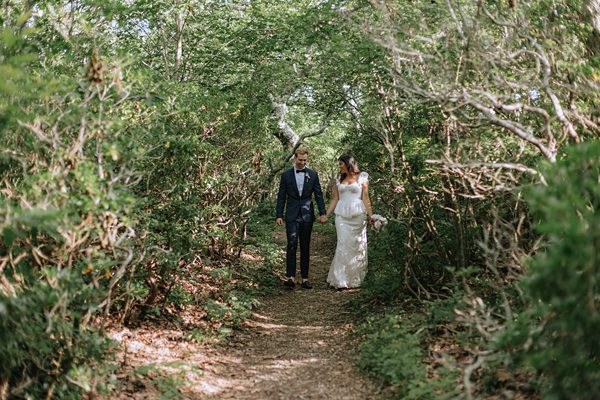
1, 0, 599, 399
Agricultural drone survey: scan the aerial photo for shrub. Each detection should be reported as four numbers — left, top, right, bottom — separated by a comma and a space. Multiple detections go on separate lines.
500, 141, 600, 399
0, 268, 116, 399
357, 312, 460, 399
358, 314, 426, 390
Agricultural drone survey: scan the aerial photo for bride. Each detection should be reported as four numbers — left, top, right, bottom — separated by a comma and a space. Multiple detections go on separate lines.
325, 155, 373, 289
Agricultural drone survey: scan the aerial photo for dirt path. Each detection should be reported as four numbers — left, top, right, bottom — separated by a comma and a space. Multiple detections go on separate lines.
195, 231, 378, 399
111, 231, 379, 399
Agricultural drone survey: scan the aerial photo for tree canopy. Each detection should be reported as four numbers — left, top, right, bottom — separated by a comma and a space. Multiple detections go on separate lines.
1, 0, 599, 398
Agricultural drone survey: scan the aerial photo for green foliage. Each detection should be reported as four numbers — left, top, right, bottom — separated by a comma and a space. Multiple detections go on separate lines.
133, 362, 201, 400
0, 2, 276, 396
358, 222, 407, 303
0, 269, 116, 399
166, 284, 194, 306
358, 314, 426, 388
243, 202, 285, 285
500, 141, 600, 399
2, 0, 599, 397
424, 290, 462, 330
357, 312, 460, 399
0, 18, 138, 397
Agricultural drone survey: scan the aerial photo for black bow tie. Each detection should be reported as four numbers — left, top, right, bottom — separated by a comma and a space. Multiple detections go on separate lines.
296, 169, 306, 174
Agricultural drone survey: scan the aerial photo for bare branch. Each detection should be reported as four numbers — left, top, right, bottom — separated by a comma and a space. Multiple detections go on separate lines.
269, 94, 300, 152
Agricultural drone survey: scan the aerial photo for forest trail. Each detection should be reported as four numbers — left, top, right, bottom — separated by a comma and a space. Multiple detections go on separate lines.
192, 230, 379, 399
111, 231, 380, 399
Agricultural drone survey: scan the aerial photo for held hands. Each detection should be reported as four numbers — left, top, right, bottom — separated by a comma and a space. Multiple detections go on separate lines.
276, 216, 328, 225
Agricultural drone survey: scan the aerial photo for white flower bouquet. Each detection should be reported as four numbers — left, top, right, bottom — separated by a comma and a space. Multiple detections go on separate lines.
369, 214, 388, 233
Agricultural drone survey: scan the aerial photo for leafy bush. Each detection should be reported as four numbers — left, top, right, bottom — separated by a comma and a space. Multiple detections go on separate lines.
500, 141, 600, 399
0, 11, 270, 397
0, 23, 137, 397
357, 312, 460, 399
0, 269, 116, 399
358, 314, 426, 389
358, 222, 408, 303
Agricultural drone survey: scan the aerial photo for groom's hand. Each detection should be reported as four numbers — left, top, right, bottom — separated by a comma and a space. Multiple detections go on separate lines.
276, 218, 283, 226
319, 215, 328, 224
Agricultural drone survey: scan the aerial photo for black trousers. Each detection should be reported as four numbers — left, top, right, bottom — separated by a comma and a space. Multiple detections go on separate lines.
285, 218, 313, 279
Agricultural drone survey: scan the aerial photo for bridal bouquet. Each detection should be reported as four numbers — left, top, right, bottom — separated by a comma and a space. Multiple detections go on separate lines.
369, 214, 388, 233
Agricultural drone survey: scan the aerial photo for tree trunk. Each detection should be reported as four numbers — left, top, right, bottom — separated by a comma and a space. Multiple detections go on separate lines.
269, 94, 300, 152
158, 17, 171, 79
174, 8, 186, 76
586, 0, 600, 56
4, 1, 10, 27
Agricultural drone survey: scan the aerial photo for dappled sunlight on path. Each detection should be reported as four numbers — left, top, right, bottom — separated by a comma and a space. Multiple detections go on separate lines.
188, 232, 378, 399
109, 231, 378, 399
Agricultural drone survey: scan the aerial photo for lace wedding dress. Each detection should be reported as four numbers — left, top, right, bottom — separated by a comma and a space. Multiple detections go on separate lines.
327, 172, 368, 289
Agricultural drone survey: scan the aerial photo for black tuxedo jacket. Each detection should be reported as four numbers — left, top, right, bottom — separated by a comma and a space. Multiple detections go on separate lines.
276, 167, 326, 223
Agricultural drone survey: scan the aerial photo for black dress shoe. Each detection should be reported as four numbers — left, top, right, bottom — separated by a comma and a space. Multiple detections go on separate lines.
283, 279, 295, 288
300, 281, 313, 289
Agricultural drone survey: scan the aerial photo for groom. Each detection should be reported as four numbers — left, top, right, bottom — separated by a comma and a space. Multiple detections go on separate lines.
276, 147, 327, 289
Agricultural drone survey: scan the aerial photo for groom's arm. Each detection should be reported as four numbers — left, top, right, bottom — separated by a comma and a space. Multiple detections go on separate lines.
312, 172, 327, 216
276, 173, 287, 221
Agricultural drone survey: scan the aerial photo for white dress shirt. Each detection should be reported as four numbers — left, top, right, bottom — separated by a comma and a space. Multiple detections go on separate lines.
295, 169, 305, 195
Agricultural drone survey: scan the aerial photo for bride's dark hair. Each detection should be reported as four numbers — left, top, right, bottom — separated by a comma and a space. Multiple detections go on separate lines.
338, 154, 360, 182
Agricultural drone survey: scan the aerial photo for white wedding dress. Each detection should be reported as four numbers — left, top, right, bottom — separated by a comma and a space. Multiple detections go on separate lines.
327, 172, 368, 289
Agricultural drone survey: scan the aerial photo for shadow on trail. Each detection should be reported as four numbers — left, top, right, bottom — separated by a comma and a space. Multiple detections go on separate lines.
192, 231, 378, 400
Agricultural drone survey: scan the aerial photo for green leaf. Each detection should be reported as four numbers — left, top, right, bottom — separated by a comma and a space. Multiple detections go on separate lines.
2, 226, 21, 246
16, 11, 32, 28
